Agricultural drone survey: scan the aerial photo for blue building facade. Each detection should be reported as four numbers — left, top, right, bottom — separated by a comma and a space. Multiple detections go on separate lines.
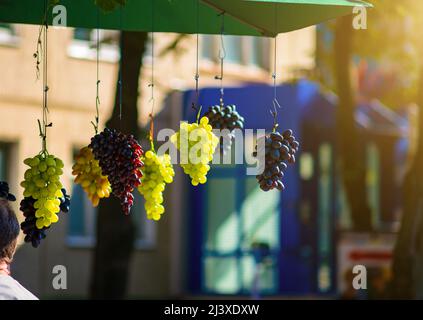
175, 80, 407, 297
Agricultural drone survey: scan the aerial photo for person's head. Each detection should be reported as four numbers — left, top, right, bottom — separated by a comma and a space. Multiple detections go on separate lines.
0, 200, 20, 265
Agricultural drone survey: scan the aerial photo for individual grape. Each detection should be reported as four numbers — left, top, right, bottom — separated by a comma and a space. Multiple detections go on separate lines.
204, 104, 244, 153
90, 128, 144, 215
20, 187, 70, 248
20, 154, 66, 229
138, 150, 174, 221
171, 117, 219, 186
254, 129, 300, 192
72, 146, 111, 207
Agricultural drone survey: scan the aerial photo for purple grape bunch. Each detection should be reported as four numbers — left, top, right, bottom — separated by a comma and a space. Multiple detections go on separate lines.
204, 105, 244, 153
20, 188, 70, 248
205, 105, 244, 130
20, 197, 47, 248
89, 128, 144, 215
253, 129, 300, 192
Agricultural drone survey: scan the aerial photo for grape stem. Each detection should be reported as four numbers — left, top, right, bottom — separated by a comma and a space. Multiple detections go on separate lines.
38, 119, 51, 156
195, 105, 202, 124
149, 113, 155, 152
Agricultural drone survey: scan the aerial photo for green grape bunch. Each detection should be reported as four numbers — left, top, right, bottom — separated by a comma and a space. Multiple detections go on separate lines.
138, 150, 175, 221
21, 154, 65, 229
171, 116, 219, 186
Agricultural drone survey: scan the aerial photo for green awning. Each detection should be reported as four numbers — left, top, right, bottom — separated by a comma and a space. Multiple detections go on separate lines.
0, 0, 372, 36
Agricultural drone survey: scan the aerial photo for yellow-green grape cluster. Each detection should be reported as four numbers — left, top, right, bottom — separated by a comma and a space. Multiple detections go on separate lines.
171, 116, 219, 186
138, 150, 174, 221
21, 155, 65, 229
72, 146, 111, 207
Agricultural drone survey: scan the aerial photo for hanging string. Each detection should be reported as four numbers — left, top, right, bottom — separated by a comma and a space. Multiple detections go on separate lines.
192, 0, 202, 123
270, 3, 281, 132
38, 0, 52, 154
194, 0, 200, 109
148, 0, 155, 150
91, 7, 101, 134
118, 5, 123, 122
215, 12, 226, 109
34, 27, 43, 80
34, 0, 52, 80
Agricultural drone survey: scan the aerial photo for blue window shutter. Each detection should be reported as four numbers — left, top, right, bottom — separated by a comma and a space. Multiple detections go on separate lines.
68, 184, 85, 236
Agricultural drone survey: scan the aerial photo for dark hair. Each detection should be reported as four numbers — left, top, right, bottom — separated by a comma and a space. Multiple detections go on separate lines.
0, 200, 20, 264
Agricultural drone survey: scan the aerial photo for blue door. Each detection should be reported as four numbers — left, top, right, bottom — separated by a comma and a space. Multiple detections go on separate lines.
189, 158, 281, 295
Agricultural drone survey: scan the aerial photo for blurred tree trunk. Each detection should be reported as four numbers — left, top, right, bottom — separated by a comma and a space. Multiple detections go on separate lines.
333, 16, 372, 231
391, 66, 423, 299
90, 31, 148, 299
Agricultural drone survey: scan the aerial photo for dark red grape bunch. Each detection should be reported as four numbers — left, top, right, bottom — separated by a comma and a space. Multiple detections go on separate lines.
20, 188, 71, 248
90, 128, 144, 215
0, 181, 16, 202
253, 129, 300, 192
204, 105, 244, 153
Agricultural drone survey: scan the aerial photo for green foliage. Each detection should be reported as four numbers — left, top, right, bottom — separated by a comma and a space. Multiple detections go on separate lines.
95, 0, 126, 12
316, 0, 423, 107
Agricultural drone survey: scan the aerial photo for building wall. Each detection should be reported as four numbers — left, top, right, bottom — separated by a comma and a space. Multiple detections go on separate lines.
0, 24, 315, 298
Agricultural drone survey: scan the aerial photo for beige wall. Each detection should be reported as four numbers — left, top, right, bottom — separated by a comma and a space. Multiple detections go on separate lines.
0, 24, 315, 298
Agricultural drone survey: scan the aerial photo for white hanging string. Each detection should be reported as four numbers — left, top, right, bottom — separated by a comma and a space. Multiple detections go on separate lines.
148, 0, 156, 147
36, 0, 51, 154
194, 0, 200, 109
270, 3, 281, 132
215, 12, 226, 108
92, 7, 101, 134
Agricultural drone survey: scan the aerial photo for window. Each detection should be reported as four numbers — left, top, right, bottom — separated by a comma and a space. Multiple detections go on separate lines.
67, 148, 156, 249
201, 35, 269, 69
201, 35, 215, 61
223, 36, 243, 64
299, 152, 314, 180
317, 143, 333, 293
142, 33, 154, 65
73, 28, 92, 42
67, 28, 119, 62
246, 37, 269, 69
0, 23, 19, 46
0, 143, 10, 181
366, 143, 380, 229
337, 177, 352, 230
201, 174, 280, 295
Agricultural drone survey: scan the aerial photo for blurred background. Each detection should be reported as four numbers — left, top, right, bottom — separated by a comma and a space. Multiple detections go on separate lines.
0, 1, 422, 299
